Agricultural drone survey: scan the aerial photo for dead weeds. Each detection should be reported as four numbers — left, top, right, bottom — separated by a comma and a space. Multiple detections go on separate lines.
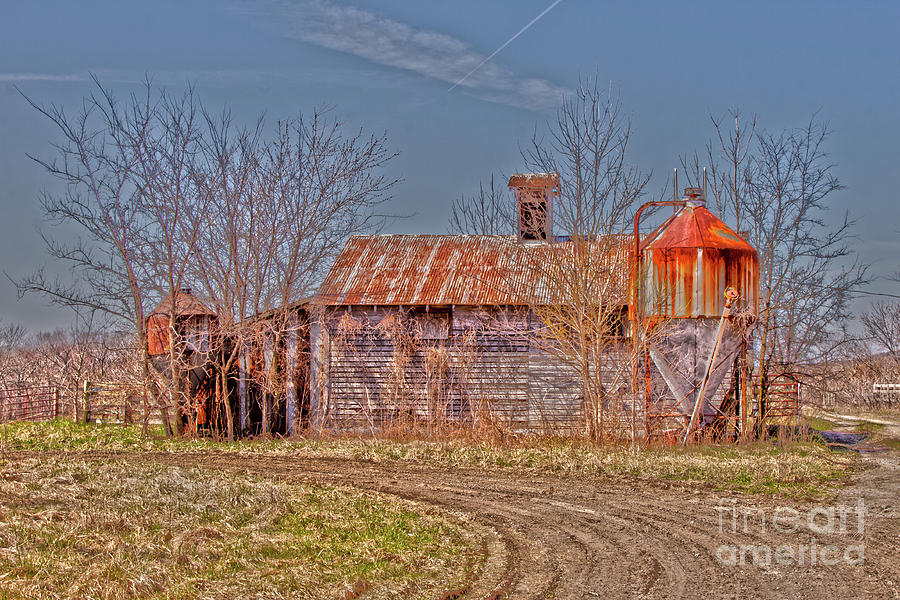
0, 419, 856, 500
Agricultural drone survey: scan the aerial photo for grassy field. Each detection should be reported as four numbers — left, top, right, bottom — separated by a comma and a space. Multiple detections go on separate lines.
0, 454, 473, 600
0, 419, 854, 499
0, 420, 861, 599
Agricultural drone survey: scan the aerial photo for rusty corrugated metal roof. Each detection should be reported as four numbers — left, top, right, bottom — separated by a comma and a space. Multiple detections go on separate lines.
316, 235, 630, 306
640, 204, 754, 251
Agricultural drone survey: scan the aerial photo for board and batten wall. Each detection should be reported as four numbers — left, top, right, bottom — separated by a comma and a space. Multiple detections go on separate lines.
308, 305, 640, 433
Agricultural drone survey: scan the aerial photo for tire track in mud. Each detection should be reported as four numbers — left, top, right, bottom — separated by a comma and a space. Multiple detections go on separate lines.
17, 450, 900, 599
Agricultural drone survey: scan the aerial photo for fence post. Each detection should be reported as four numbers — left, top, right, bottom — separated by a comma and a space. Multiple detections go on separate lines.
123, 391, 132, 425
53, 385, 60, 419
82, 380, 92, 424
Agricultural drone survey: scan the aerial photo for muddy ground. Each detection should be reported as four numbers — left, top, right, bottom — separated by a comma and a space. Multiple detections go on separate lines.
51, 448, 899, 600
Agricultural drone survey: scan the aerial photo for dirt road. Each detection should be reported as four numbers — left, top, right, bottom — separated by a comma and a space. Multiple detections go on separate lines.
821, 410, 900, 441
132, 450, 898, 600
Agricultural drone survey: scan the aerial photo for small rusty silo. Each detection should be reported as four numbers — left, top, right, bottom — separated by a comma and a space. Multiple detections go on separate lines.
637, 189, 758, 432
145, 288, 216, 357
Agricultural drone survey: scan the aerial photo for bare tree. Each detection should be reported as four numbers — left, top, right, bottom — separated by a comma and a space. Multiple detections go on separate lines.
681, 108, 757, 233
861, 302, 900, 366
449, 175, 515, 235
685, 113, 867, 406
127, 83, 209, 435
17, 76, 397, 438
749, 119, 867, 385
0, 320, 28, 353
14, 77, 168, 432
521, 75, 649, 441
0, 320, 29, 389
191, 108, 397, 438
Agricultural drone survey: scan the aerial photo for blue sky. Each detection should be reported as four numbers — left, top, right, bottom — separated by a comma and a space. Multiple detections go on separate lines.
1, 0, 898, 329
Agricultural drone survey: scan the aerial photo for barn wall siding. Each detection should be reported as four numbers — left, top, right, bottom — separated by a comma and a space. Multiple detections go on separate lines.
321, 306, 531, 429
311, 305, 654, 433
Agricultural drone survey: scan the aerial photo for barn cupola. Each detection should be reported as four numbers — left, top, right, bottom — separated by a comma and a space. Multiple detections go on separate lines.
508, 172, 559, 242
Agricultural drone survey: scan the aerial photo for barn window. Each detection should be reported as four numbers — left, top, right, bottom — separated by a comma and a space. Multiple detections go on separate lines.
412, 309, 450, 340
601, 307, 628, 338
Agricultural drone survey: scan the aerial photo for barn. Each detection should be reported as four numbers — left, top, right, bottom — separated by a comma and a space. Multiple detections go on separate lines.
306, 173, 759, 438
308, 235, 624, 433
146, 289, 311, 436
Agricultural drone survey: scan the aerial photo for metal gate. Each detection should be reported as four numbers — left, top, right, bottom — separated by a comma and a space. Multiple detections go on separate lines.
0, 386, 61, 423
753, 376, 801, 421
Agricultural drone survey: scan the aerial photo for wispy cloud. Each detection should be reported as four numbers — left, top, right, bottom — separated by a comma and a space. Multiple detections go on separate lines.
0, 67, 404, 91
0, 73, 88, 83
234, 0, 569, 110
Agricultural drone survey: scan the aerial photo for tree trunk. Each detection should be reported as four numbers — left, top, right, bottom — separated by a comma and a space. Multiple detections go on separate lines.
220, 348, 234, 441
138, 331, 153, 436
167, 324, 184, 437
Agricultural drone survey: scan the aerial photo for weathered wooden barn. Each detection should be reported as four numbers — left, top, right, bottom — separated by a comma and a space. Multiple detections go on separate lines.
308, 173, 603, 432
307, 174, 760, 437
308, 235, 623, 433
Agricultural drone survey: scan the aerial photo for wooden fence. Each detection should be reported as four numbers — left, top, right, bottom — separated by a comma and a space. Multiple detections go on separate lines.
0, 385, 61, 423
873, 383, 900, 403
0, 381, 161, 426
81, 381, 154, 424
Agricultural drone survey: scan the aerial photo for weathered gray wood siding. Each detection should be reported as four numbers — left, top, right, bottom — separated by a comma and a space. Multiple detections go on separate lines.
312, 305, 644, 432
527, 344, 636, 435
318, 306, 530, 430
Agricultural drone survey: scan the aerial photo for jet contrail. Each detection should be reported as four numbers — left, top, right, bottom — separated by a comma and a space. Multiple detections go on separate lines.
448, 0, 565, 92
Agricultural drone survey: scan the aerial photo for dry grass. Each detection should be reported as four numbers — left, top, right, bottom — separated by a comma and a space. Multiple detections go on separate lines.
287, 437, 852, 499
0, 420, 854, 500
0, 456, 472, 600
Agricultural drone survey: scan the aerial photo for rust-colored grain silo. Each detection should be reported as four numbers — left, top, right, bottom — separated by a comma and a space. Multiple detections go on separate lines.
636, 189, 759, 436
640, 197, 758, 318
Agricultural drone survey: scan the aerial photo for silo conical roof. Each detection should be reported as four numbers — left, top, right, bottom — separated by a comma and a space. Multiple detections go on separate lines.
640, 204, 753, 252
